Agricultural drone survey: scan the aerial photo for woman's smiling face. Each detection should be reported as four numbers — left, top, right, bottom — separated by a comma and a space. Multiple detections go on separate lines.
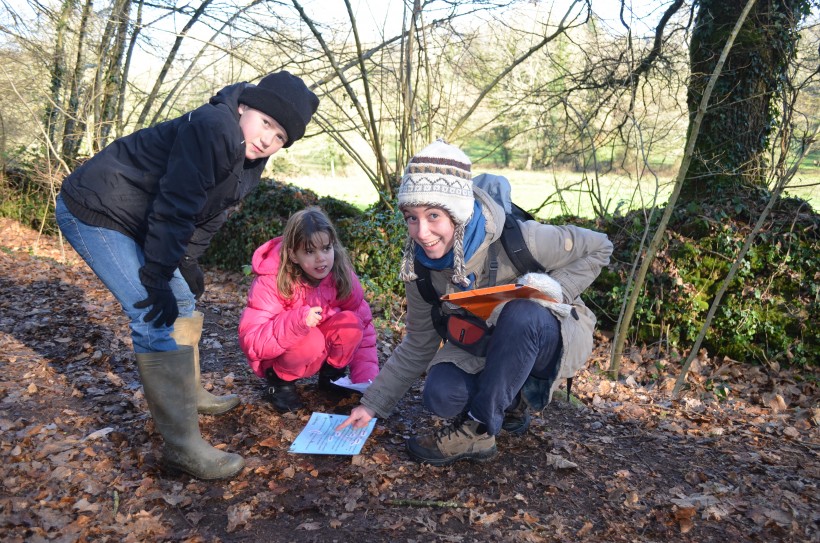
402, 206, 456, 259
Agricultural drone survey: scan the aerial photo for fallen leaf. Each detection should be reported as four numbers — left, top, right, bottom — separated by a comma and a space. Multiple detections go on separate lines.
83, 427, 114, 441
703, 504, 731, 520
351, 455, 366, 466
475, 511, 504, 525
545, 453, 578, 469
766, 393, 788, 413
670, 493, 719, 508
100, 372, 123, 388
371, 452, 390, 464
225, 503, 252, 533
674, 505, 696, 534
764, 507, 794, 527
258, 437, 280, 448
73, 498, 100, 513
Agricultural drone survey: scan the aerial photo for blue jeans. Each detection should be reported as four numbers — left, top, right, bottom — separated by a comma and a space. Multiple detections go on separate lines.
55, 194, 196, 353
423, 299, 562, 435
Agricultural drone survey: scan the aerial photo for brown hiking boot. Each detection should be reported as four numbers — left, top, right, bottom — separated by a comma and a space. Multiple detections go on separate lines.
406, 417, 497, 466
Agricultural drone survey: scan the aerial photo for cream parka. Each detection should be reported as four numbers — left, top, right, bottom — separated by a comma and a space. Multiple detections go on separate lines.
361, 187, 613, 417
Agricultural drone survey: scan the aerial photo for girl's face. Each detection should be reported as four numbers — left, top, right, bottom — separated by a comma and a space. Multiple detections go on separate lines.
237, 105, 288, 159
289, 232, 335, 284
402, 206, 456, 260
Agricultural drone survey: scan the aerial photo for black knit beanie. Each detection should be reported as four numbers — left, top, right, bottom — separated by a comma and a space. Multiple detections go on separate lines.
238, 71, 319, 147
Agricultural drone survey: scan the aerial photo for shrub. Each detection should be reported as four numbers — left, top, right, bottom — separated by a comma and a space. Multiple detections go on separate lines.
336, 203, 408, 327
336, 203, 406, 297
201, 179, 361, 270
1, 160, 59, 235
584, 196, 819, 368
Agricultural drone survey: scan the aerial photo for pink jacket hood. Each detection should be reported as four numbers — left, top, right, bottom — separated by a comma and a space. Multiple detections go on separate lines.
251, 236, 285, 276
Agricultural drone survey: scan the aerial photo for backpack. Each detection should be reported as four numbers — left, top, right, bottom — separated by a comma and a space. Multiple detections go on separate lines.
412, 173, 573, 400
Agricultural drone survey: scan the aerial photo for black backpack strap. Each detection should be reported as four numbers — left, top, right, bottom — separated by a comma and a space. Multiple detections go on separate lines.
487, 241, 499, 287
414, 258, 439, 305
500, 213, 545, 276
414, 259, 448, 340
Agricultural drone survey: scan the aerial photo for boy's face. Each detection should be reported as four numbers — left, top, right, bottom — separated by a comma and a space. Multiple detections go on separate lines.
289, 232, 335, 284
237, 105, 288, 159
402, 206, 456, 260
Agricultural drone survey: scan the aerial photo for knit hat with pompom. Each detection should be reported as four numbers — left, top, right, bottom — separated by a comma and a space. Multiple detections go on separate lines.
397, 139, 475, 286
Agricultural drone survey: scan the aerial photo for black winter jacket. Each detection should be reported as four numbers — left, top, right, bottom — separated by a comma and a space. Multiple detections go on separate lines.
60, 82, 267, 286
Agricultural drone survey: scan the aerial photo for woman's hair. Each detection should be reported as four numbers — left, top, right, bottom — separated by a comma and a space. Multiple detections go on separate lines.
277, 206, 355, 299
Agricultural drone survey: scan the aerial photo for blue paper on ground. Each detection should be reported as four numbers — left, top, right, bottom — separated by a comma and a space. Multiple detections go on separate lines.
289, 412, 377, 455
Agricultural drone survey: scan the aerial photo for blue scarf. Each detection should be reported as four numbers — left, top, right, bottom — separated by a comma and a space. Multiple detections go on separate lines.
414, 201, 486, 288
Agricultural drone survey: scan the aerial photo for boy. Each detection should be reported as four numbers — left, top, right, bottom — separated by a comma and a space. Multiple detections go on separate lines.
56, 71, 319, 480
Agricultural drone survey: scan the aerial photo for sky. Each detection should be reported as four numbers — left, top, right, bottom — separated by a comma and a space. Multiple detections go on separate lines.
0, 0, 674, 92
295, 0, 670, 40
112, 0, 673, 73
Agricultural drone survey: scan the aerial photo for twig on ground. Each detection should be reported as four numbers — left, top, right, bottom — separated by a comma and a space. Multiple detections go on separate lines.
385, 499, 465, 508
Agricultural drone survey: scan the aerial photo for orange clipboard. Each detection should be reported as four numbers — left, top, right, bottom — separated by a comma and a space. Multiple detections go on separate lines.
440, 284, 557, 320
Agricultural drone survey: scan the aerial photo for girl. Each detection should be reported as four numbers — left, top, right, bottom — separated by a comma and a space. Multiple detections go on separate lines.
238, 207, 380, 412
338, 139, 613, 466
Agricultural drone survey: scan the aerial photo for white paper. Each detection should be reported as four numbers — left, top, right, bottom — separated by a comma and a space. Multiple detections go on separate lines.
289, 412, 377, 455
331, 376, 371, 393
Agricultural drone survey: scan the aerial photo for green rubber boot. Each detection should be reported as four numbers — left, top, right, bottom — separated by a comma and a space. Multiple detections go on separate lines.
136, 347, 245, 480
171, 311, 240, 415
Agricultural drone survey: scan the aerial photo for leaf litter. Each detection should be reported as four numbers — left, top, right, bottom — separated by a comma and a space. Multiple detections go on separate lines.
0, 217, 818, 542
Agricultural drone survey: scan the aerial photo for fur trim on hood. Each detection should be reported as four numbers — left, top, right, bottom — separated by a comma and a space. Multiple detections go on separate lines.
486, 272, 573, 325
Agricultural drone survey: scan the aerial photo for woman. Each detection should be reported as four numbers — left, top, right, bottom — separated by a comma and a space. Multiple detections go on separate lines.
338, 139, 613, 466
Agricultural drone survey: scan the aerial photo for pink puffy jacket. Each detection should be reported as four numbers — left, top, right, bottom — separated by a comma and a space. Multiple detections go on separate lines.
238, 237, 379, 383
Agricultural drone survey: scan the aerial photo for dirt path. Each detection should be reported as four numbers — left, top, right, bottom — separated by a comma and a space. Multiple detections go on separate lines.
1, 218, 817, 542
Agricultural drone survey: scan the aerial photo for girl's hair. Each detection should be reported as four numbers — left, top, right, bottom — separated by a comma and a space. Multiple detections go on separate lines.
277, 206, 355, 299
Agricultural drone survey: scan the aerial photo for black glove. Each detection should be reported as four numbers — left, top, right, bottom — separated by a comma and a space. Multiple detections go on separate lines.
179, 255, 205, 300
134, 264, 179, 328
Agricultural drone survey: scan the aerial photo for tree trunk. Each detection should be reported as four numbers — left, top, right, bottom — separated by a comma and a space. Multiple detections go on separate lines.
45, 0, 74, 153
610, 0, 757, 378
682, 0, 804, 202
98, 0, 132, 149
60, 0, 93, 168
117, 0, 144, 134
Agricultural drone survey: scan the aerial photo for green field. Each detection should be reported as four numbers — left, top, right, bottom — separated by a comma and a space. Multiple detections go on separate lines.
281, 167, 819, 219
